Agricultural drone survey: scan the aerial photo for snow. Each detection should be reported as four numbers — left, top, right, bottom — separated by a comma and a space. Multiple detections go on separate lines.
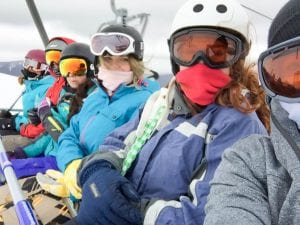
0, 73, 23, 111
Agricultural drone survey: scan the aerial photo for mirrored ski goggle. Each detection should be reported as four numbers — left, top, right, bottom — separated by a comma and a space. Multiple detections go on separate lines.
258, 36, 300, 102
90, 32, 136, 56
45, 50, 61, 65
23, 58, 48, 71
169, 28, 243, 69
59, 58, 87, 77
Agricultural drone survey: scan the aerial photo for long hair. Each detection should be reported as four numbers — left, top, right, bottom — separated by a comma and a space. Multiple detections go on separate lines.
215, 61, 271, 133
67, 79, 95, 123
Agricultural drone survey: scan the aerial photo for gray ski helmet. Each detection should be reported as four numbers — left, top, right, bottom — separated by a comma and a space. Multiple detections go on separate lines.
99, 24, 144, 60
45, 37, 75, 52
60, 43, 95, 77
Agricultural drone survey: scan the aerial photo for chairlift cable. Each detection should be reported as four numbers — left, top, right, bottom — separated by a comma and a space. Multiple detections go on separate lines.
241, 4, 273, 21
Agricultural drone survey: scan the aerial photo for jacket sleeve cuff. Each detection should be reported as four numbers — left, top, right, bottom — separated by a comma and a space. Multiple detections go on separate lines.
78, 150, 123, 186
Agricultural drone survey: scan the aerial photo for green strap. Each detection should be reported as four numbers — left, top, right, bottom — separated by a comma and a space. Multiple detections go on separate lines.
121, 105, 166, 175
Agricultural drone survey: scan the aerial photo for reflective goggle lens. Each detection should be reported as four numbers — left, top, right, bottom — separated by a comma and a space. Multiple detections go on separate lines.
171, 29, 242, 68
59, 58, 87, 77
23, 58, 47, 71
46, 50, 61, 65
90, 32, 134, 56
260, 45, 300, 98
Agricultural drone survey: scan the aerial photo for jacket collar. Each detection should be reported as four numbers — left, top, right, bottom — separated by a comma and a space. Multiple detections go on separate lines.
270, 99, 300, 173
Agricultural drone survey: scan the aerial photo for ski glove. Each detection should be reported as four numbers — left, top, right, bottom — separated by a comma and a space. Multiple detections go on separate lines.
36, 169, 70, 198
75, 162, 143, 225
27, 108, 41, 125
0, 117, 16, 131
37, 97, 52, 121
36, 159, 82, 199
0, 110, 17, 133
0, 109, 12, 119
7, 146, 27, 159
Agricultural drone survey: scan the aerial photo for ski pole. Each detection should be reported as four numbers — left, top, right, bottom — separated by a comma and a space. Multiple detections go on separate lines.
7, 91, 23, 112
0, 138, 39, 225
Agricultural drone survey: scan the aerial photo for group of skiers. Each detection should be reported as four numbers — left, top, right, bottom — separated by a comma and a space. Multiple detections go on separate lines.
0, 0, 300, 224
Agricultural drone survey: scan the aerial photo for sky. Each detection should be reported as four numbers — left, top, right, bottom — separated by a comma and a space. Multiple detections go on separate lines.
0, 0, 288, 74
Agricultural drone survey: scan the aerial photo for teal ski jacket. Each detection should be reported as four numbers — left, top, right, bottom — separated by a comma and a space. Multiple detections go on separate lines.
56, 79, 160, 171
14, 75, 55, 131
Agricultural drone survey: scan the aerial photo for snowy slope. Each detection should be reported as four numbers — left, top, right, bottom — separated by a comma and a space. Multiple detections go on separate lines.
0, 73, 23, 110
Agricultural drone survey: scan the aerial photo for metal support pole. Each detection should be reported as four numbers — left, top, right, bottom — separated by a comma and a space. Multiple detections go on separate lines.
25, 0, 49, 47
0, 138, 39, 225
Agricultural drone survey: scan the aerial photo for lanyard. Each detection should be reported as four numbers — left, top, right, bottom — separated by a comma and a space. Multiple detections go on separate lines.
121, 105, 166, 175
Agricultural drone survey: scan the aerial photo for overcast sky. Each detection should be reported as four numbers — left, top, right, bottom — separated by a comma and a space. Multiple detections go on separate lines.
0, 0, 288, 73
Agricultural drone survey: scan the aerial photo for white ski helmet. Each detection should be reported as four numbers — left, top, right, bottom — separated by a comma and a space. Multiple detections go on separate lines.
169, 0, 250, 74
170, 0, 250, 42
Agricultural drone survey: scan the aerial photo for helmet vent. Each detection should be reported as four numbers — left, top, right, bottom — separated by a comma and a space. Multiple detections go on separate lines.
216, 4, 227, 13
193, 4, 204, 13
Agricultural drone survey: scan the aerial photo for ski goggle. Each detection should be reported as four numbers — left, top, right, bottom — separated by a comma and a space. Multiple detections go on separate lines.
45, 50, 61, 65
23, 58, 47, 71
258, 36, 300, 102
90, 32, 137, 56
59, 58, 87, 77
169, 28, 244, 69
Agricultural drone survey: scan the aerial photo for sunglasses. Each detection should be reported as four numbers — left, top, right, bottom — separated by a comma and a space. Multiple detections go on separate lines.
59, 58, 87, 77
45, 50, 61, 65
90, 32, 137, 56
258, 36, 300, 102
169, 28, 244, 69
23, 58, 48, 71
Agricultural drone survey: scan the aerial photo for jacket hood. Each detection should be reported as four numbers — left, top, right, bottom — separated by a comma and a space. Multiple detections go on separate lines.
270, 99, 300, 173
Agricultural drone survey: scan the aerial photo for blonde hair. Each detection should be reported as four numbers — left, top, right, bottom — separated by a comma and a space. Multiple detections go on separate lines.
18, 74, 25, 85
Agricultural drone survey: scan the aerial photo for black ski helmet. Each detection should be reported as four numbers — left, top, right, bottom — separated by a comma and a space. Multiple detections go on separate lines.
60, 42, 95, 77
99, 24, 144, 60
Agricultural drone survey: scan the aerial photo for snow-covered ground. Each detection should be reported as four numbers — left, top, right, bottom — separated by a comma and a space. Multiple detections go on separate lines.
0, 73, 23, 111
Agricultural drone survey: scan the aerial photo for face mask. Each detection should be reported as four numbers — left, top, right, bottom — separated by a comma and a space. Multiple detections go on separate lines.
280, 101, 300, 128
175, 64, 231, 105
49, 62, 60, 76
21, 69, 39, 80
97, 67, 133, 95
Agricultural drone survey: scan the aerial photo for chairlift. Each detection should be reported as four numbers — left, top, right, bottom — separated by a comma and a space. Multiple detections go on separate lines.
97, 0, 150, 37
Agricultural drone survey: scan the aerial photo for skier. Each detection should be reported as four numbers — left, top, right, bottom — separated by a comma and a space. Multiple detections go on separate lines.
0, 49, 54, 141
63, 0, 271, 224
204, 0, 300, 224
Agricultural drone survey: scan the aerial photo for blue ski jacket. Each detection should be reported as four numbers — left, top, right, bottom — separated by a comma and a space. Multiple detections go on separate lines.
79, 80, 268, 225
56, 79, 160, 171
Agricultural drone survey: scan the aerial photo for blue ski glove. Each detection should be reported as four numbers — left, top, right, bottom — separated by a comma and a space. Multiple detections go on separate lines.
75, 162, 143, 225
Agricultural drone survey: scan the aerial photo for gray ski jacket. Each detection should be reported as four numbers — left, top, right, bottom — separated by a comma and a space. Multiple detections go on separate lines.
204, 99, 300, 225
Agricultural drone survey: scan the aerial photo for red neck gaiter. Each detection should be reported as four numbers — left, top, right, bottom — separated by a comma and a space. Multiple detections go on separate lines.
175, 64, 231, 106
